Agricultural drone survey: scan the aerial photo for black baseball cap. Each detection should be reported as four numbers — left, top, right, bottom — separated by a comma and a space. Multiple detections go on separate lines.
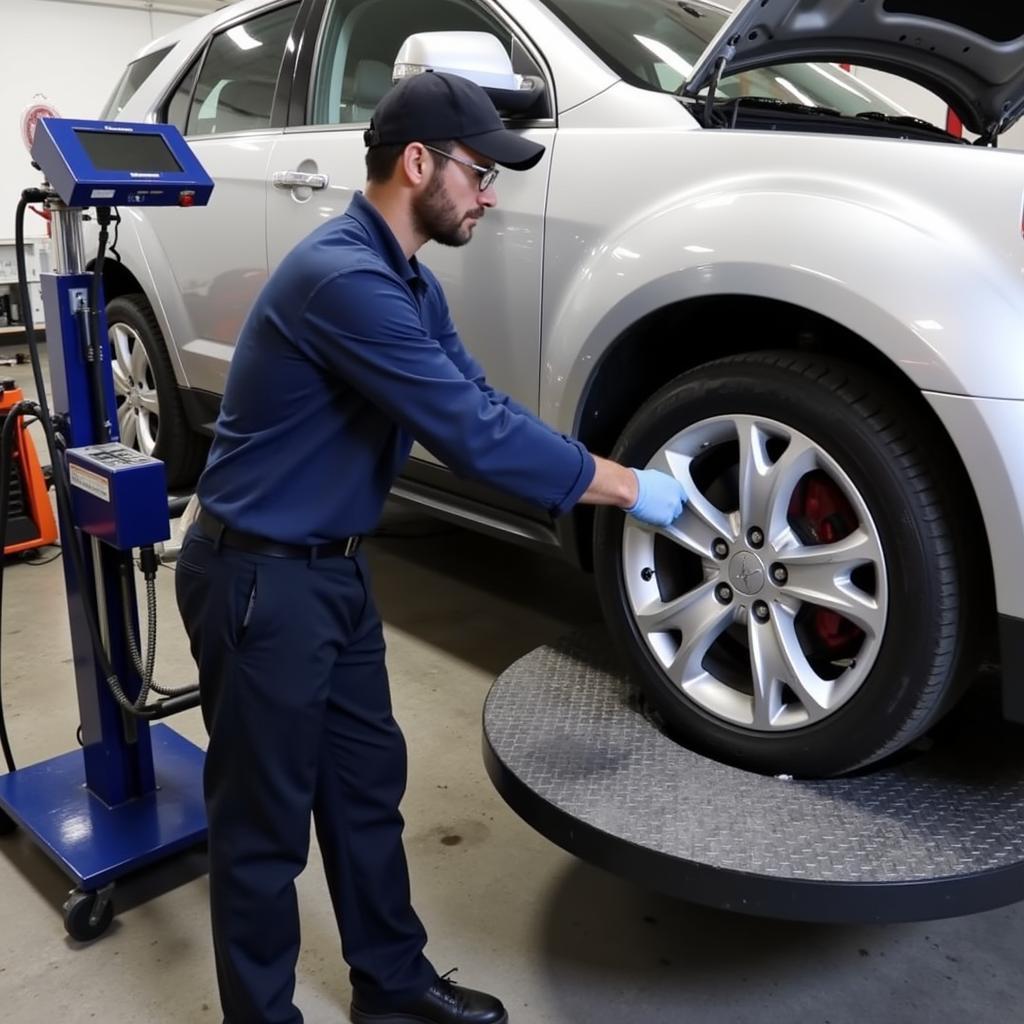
363, 71, 545, 171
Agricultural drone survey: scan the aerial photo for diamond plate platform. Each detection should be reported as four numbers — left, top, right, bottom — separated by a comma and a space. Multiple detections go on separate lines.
482, 630, 1024, 923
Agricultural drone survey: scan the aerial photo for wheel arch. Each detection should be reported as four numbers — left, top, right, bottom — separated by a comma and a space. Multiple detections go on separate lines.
95, 258, 146, 305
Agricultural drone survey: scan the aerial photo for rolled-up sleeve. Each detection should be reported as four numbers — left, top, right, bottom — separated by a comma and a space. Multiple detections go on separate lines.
298, 268, 595, 516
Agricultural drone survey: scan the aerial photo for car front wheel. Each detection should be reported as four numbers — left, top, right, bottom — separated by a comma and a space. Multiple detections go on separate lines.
594, 351, 981, 777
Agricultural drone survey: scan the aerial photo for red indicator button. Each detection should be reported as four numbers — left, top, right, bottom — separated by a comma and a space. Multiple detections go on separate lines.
179, 191, 195, 207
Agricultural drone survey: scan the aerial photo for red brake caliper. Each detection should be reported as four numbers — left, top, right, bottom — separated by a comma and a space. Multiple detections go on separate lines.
787, 473, 864, 657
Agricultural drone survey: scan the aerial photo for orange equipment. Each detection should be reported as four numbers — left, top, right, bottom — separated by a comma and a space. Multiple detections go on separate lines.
0, 380, 57, 555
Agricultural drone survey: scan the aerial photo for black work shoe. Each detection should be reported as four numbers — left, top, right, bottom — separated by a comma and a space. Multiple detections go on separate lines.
350, 971, 508, 1024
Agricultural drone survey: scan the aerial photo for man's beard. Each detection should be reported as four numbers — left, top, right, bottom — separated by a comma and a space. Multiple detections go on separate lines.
412, 169, 483, 247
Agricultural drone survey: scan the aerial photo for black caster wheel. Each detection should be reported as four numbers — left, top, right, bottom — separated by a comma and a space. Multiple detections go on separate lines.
0, 809, 15, 836
62, 886, 114, 942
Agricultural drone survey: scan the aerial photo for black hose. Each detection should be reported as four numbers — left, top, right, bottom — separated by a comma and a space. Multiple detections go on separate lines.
15, 194, 53, 429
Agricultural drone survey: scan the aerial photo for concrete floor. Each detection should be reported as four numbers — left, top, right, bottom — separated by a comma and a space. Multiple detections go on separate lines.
0, 353, 1023, 1023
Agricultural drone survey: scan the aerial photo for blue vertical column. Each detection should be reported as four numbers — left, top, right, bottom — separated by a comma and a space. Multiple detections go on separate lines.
41, 270, 154, 806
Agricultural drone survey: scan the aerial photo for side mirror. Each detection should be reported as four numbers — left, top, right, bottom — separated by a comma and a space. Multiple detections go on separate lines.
393, 31, 547, 117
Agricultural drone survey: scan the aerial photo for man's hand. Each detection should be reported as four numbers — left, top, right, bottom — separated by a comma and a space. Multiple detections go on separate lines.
625, 468, 687, 527
579, 457, 687, 527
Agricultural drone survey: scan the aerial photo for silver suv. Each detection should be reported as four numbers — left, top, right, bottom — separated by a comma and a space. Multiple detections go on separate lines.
95, 0, 1024, 777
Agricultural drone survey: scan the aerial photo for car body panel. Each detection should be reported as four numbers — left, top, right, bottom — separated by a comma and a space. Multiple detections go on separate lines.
924, 391, 1024, 621
143, 135, 277, 395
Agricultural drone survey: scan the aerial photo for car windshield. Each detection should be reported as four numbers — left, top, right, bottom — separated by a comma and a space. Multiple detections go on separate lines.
539, 0, 906, 117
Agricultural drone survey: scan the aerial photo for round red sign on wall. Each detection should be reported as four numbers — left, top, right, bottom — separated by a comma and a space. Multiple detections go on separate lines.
21, 97, 62, 153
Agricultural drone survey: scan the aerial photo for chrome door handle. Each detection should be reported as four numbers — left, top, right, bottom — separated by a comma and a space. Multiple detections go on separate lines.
272, 170, 328, 190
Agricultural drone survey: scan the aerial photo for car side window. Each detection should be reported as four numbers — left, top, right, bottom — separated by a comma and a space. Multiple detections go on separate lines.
178, 2, 300, 136
310, 0, 541, 127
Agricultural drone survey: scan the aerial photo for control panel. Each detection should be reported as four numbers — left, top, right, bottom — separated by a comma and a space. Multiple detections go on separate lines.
31, 118, 213, 209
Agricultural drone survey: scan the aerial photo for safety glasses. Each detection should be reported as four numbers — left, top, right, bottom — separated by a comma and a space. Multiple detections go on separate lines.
423, 145, 500, 192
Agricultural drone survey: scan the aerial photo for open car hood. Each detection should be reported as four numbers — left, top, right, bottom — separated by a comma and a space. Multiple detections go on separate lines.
684, 0, 1024, 138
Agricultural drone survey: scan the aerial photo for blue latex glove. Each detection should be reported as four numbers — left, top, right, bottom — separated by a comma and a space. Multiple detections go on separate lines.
626, 469, 687, 527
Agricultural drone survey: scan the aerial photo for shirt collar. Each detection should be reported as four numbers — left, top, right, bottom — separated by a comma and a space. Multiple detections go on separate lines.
345, 192, 422, 286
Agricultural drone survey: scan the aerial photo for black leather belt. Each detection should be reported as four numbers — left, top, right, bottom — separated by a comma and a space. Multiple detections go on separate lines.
196, 508, 361, 559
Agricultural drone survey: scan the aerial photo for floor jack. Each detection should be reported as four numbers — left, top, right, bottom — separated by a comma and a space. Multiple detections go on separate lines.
0, 117, 214, 941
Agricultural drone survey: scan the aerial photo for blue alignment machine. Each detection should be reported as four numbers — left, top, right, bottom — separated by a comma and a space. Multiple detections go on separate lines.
0, 119, 213, 940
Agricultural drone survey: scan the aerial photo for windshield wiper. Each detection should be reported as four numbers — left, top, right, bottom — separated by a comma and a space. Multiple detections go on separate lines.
854, 110, 952, 137
718, 95, 843, 118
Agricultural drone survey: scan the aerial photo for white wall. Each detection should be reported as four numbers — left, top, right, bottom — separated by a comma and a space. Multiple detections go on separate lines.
0, 0, 195, 238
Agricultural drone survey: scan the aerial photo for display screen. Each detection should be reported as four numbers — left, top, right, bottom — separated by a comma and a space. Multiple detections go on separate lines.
73, 128, 183, 173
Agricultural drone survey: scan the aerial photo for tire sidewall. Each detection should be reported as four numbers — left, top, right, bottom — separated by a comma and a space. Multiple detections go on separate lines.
594, 360, 955, 776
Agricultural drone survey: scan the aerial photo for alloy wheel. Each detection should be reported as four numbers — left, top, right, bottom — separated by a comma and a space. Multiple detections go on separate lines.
622, 414, 888, 732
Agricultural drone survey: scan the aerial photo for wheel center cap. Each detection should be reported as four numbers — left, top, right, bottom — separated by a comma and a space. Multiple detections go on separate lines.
729, 551, 766, 596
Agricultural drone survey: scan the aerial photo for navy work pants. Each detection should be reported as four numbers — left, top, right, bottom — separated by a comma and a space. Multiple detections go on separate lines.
176, 529, 436, 1023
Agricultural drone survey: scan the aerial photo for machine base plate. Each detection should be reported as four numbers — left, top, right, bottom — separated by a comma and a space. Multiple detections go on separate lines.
0, 724, 206, 890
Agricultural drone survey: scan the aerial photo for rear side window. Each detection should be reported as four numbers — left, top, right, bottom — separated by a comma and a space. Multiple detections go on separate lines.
101, 46, 173, 119
184, 3, 299, 136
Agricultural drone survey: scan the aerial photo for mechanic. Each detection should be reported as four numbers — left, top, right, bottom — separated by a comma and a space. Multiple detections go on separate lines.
175, 70, 687, 1024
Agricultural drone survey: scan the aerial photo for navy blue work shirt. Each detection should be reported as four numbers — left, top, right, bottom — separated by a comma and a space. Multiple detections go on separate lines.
197, 192, 596, 544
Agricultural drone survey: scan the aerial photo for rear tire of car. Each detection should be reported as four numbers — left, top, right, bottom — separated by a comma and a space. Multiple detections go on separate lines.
593, 351, 982, 777
106, 293, 208, 490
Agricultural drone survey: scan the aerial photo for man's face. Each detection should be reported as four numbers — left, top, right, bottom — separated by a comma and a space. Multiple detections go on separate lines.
412, 144, 497, 248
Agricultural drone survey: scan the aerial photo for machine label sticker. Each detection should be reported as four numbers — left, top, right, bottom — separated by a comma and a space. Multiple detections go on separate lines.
90, 189, 116, 200
69, 464, 110, 502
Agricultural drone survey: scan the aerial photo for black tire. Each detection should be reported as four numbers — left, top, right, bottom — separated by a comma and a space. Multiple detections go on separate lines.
62, 888, 114, 942
594, 351, 981, 778
106, 293, 208, 489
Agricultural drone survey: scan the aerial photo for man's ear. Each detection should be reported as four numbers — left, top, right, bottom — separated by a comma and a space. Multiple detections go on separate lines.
400, 142, 430, 188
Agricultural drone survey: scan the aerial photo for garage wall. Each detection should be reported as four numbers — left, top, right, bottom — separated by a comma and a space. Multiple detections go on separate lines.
0, 0, 195, 239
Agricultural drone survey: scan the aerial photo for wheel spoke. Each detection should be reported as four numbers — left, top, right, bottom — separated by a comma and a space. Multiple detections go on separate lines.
137, 410, 158, 454
110, 360, 130, 396
737, 420, 819, 541
651, 581, 737, 687
776, 528, 884, 636
636, 579, 717, 634
119, 406, 138, 447
130, 338, 150, 382
644, 448, 735, 556
137, 389, 159, 414
749, 606, 830, 727
109, 324, 134, 380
